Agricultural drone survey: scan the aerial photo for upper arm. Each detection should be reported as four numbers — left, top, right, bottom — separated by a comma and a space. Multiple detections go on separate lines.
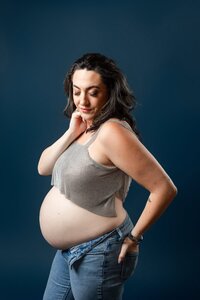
99, 121, 175, 193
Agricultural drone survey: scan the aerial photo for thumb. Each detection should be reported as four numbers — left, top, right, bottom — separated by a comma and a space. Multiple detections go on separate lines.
118, 243, 128, 264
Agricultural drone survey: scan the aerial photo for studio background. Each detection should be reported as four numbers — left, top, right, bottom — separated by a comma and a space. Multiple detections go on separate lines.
1, 0, 199, 299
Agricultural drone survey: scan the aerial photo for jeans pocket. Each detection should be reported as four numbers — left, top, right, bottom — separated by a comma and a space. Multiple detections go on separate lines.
121, 252, 139, 281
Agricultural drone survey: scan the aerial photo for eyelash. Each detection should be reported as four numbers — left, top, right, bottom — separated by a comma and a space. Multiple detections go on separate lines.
90, 92, 98, 97
73, 91, 98, 97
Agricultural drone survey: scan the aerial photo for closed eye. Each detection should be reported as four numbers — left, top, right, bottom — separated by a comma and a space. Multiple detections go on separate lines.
73, 90, 98, 97
89, 91, 98, 97
73, 91, 80, 96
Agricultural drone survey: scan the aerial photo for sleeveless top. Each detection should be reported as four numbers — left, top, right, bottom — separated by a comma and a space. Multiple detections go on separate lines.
51, 119, 134, 217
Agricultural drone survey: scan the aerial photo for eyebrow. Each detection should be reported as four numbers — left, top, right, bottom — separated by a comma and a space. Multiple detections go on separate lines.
73, 84, 100, 91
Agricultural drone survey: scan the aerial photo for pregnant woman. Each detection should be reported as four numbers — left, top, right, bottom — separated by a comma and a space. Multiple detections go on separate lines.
38, 53, 177, 300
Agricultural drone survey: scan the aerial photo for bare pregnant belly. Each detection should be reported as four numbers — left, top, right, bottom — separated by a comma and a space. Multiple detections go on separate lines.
39, 186, 127, 250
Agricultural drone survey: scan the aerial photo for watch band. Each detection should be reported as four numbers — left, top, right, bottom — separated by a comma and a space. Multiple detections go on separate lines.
127, 232, 143, 244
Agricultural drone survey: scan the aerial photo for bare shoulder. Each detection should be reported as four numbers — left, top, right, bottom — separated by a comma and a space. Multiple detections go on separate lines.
98, 118, 172, 192
98, 118, 141, 148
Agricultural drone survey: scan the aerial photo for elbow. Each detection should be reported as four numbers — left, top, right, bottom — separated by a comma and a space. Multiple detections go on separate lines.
163, 178, 178, 202
172, 184, 178, 197
37, 163, 51, 176
153, 177, 178, 202
37, 159, 43, 175
168, 179, 178, 196
37, 148, 53, 176
37, 164, 45, 176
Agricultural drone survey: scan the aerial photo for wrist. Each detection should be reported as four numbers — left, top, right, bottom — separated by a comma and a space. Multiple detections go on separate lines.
127, 232, 144, 245
65, 129, 77, 140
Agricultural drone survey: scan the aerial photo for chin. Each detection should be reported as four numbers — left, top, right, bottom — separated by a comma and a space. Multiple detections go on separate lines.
81, 113, 96, 121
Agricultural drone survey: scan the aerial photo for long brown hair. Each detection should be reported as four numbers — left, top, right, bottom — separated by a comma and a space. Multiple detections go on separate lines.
63, 53, 141, 140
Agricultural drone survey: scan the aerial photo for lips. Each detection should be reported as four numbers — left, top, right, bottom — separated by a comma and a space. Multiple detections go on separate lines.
80, 108, 92, 113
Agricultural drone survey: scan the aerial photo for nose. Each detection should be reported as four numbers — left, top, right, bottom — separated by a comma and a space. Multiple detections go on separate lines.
79, 93, 89, 106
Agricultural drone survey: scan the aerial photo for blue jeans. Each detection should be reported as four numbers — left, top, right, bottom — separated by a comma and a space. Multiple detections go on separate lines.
43, 213, 139, 300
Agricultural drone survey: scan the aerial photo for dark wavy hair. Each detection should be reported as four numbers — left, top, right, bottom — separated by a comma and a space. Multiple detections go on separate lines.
63, 53, 141, 140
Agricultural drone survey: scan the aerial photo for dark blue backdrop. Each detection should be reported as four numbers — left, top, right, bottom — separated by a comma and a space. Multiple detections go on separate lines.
1, 0, 199, 299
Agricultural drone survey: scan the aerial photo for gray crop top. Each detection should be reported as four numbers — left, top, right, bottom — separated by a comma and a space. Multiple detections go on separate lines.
51, 119, 134, 217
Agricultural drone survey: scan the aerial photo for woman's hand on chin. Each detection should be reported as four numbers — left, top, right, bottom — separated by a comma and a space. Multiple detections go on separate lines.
69, 109, 87, 137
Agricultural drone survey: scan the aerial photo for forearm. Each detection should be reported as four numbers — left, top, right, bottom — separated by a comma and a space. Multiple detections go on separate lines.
131, 181, 178, 238
37, 129, 76, 176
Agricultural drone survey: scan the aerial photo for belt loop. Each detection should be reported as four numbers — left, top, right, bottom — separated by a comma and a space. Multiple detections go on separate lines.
116, 227, 123, 240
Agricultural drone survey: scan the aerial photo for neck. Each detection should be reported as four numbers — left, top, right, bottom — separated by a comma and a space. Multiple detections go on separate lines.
86, 119, 93, 130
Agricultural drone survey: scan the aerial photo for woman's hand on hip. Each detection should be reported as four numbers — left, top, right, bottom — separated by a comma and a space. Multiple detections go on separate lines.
118, 237, 139, 264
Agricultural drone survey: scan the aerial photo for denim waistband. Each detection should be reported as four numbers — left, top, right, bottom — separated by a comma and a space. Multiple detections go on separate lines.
114, 212, 134, 240
61, 213, 134, 269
